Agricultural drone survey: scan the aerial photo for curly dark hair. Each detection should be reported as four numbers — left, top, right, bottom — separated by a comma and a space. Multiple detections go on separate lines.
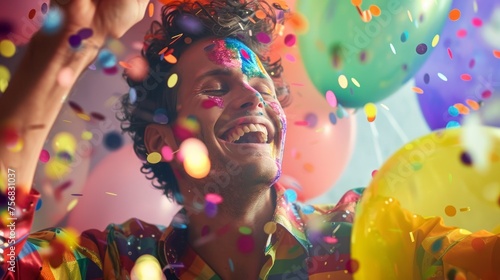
118, 0, 290, 203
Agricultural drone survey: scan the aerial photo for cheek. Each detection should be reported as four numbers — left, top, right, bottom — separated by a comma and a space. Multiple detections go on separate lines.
201, 96, 225, 109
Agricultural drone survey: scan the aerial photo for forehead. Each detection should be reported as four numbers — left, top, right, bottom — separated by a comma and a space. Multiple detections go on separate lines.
176, 37, 268, 79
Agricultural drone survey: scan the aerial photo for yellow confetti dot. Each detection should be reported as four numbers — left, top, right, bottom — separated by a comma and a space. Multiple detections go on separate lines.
7, 138, 23, 152
67, 199, 79, 212
81, 131, 93, 140
131, 254, 164, 280
351, 77, 360, 87
432, 34, 440, 47
364, 103, 377, 122
53, 132, 77, 153
167, 73, 178, 88
147, 152, 162, 164
76, 113, 91, 121
338, 75, 348, 89
45, 159, 71, 180
0, 65, 11, 93
445, 205, 456, 217
263, 221, 277, 234
0, 40, 16, 58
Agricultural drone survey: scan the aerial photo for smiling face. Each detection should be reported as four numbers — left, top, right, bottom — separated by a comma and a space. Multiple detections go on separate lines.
168, 37, 287, 194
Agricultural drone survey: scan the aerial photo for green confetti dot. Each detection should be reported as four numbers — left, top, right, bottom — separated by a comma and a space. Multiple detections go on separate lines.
239, 226, 252, 235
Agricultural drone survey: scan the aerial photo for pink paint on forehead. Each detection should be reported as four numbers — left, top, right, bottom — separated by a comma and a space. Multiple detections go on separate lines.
205, 39, 241, 68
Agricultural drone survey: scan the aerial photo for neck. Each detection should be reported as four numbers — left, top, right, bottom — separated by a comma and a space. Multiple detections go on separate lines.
178, 179, 277, 278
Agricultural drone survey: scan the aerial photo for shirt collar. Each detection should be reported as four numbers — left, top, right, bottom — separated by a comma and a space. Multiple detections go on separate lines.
157, 183, 310, 276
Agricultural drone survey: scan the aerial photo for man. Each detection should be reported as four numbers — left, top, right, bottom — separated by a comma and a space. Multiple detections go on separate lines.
0, 0, 498, 279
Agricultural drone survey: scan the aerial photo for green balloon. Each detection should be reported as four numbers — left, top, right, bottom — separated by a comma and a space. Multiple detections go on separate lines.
297, 0, 451, 108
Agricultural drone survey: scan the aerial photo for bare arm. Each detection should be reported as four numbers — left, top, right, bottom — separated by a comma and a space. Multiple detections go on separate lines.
0, 0, 149, 193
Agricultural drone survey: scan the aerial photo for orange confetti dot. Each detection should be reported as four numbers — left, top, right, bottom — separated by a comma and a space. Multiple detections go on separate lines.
289, 12, 308, 33
148, 2, 154, 17
304, 163, 315, 173
460, 74, 472, 81
454, 103, 470, 115
255, 10, 266, 20
466, 99, 480, 110
493, 50, 500, 59
164, 54, 177, 64
445, 205, 456, 217
119, 61, 132, 69
351, 0, 362, 6
449, 9, 461, 21
369, 5, 381, 16
471, 238, 485, 252
412, 87, 424, 94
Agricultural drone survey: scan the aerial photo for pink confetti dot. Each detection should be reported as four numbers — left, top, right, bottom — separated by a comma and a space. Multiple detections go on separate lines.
40, 149, 50, 163
284, 34, 296, 47
237, 235, 255, 254
460, 74, 472, 81
482, 90, 492, 99
447, 48, 453, 59
161, 145, 174, 161
371, 170, 378, 177
323, 236, 338, 244
205, 193, 223, 204
256, 32, 271, 44
456, 29, 467, 38
325, 90, 337, 108
284, 53, 295, 62
240, 49, 250, 60
472, 18, 483, 27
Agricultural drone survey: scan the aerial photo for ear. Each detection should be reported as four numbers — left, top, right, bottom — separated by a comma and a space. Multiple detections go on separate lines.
144, 124, 179, 156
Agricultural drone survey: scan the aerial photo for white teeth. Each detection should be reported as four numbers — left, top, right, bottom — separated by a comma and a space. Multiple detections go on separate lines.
224, 123, 269, 143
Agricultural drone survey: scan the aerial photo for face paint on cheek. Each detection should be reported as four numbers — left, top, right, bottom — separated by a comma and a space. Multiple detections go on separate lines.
267, 101, 287, 178
201, 96, 225, 109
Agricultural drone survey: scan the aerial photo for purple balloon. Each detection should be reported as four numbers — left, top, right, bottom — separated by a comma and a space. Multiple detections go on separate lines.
415, 0, 500, 130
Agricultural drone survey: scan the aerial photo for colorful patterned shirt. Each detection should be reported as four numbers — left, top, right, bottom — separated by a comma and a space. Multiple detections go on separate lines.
1, 184, 498, 279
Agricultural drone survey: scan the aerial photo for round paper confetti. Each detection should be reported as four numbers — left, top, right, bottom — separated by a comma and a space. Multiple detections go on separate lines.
41, 3, 48, 14
68, 34, 82, 48
97, 49, 117, 68
284, 189, 297, 203
36, 199, 42, 211
364, 103, 377, 122
482, 90, 492, 99
423, 73, 430, 84
444, 205, 457, 217
103, 131, 123, 151
256, 32, 271, 44
40, 149, 50, 163
81, 131, 93, 140
52, 132, 76, 153
167, 73, 178, 88
448, 106, 459, 117
369, 5, 381, 16
460, 74, 472, 81
416, 43, 428, 55
304, 113, 318, 128
42, 7, 63, 34
284, 34, 296, 47
161, 146, 174, 162
147, 152, 162, 164
460, 151, 472, 165
0, 65, 11, 92
301, 205, 315, 215
325, 90, 337, 108
456, 29, 467, 38
78, 28, 93, 39
255, 10, 266, 20
351, 78, 360, 88
431, 35, 440, 47
129, 87, 137, 104
400, 31, 409, 42
338, 75, 348, 89
205, 193, 223, 204
29, 9, 36, 19
412, 87, 424, 94
237, 235, 255, 253
263, 221, 277, 234
239, 226, 252, 235
329, 112, 337, 125
472, 17, 483, 27
0, 40, 16, 58
437, 72, 448, 81
448, 9, 461, 21
446, 121, 460, 128
493, 50, 500, 59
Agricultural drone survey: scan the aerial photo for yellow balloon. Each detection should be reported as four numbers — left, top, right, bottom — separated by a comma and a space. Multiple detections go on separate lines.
352, 126, 500, 279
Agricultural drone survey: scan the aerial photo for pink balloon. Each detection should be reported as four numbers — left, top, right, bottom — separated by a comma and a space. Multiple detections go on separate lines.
67, 144, 180, 232
276, 6, 356, 201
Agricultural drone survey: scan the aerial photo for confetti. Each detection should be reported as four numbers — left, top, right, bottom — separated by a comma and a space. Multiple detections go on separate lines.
457, 29, 467, 38
161, 146, 174, 162
237, 235, 255, 253
129, 87, 137, 104
446, 121, 460, 128
183, 153, 210, 179
390, 43, 396, 54
228, 258, 234, 272
301, 205, 315, 215
103, 131, 123, 151
41, 3, 48, 14
284, 189, 298, 203
42, 7, 63, 34
239, 226, 252, 235
416, 43, 428, 55
431, 35, 440, 47
29, 9, 36, 19
364, 103, 377, 122
482, 90, 492, 99
148, 2, 154, 17
447, 48, 453, 59
97, 49, 117, 68
78, 28, 93, 39
256, 32, 271, 44
448, 9, 461, 21
444, 205, 457, 216
90, 112, 105, 121
460, 74, 472, 81
431, 238, 443, 252
412, 87, 424, 94
284, 34, 296, 47
68, 34, 82, 48
36, 199, 43, 211
325, 90, 337, 108
0, 40, 16, 58
448, 106, 459, 117
471, 238, 485, 252
0, 65, 10, 92
369, 5, 381, 16
105, 192, 117, 196
329, 112, 337, 125
205, 193, 223, 204
400, 31, 408, 42
493, 50, 500, 59
345, 259, 359, 274
255, 10, 266, 20
460, 151, 472, 165
323, 236, 338, 244
40, 149, 50, 163
437, 73, 448, 81
167, 73, 178, 88
466, 99, 479, 110
338, 74, 348, 89
164, 54, 177, 64
67, 199, 78, 212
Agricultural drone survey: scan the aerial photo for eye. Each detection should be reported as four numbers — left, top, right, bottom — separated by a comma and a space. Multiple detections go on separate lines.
201, 88, 228, 96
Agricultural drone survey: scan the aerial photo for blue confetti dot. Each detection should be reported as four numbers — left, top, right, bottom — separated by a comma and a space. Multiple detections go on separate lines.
129, 88, 137, 104
400, 31, 409, 42
305, 113, 318, 128
431, 238, 443, 253
448, 106, 459, 117
301, 204, 315, 215
41, 3, 48, 14
423, 73, 430, 84
329, 112, 337, 125
42, 7, 63, 34
284, 189, 297, 203
103, 131, 123, 151
36, 199, 43, 211
97, 49, 117, 69
77, 28, 93, 39
153, 108, 169, 124
205, 202, 218, 218
228, 258, 234, 272
174, 192, 184, 204
446, 121, 461, 129
68, 34, 82, 48
336, 105, 347, 119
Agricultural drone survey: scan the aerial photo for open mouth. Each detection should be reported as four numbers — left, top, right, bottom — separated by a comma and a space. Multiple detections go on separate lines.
220, 123, 270, 144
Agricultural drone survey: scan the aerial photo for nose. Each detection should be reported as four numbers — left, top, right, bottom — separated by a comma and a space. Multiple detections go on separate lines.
237, 83, 265, 110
